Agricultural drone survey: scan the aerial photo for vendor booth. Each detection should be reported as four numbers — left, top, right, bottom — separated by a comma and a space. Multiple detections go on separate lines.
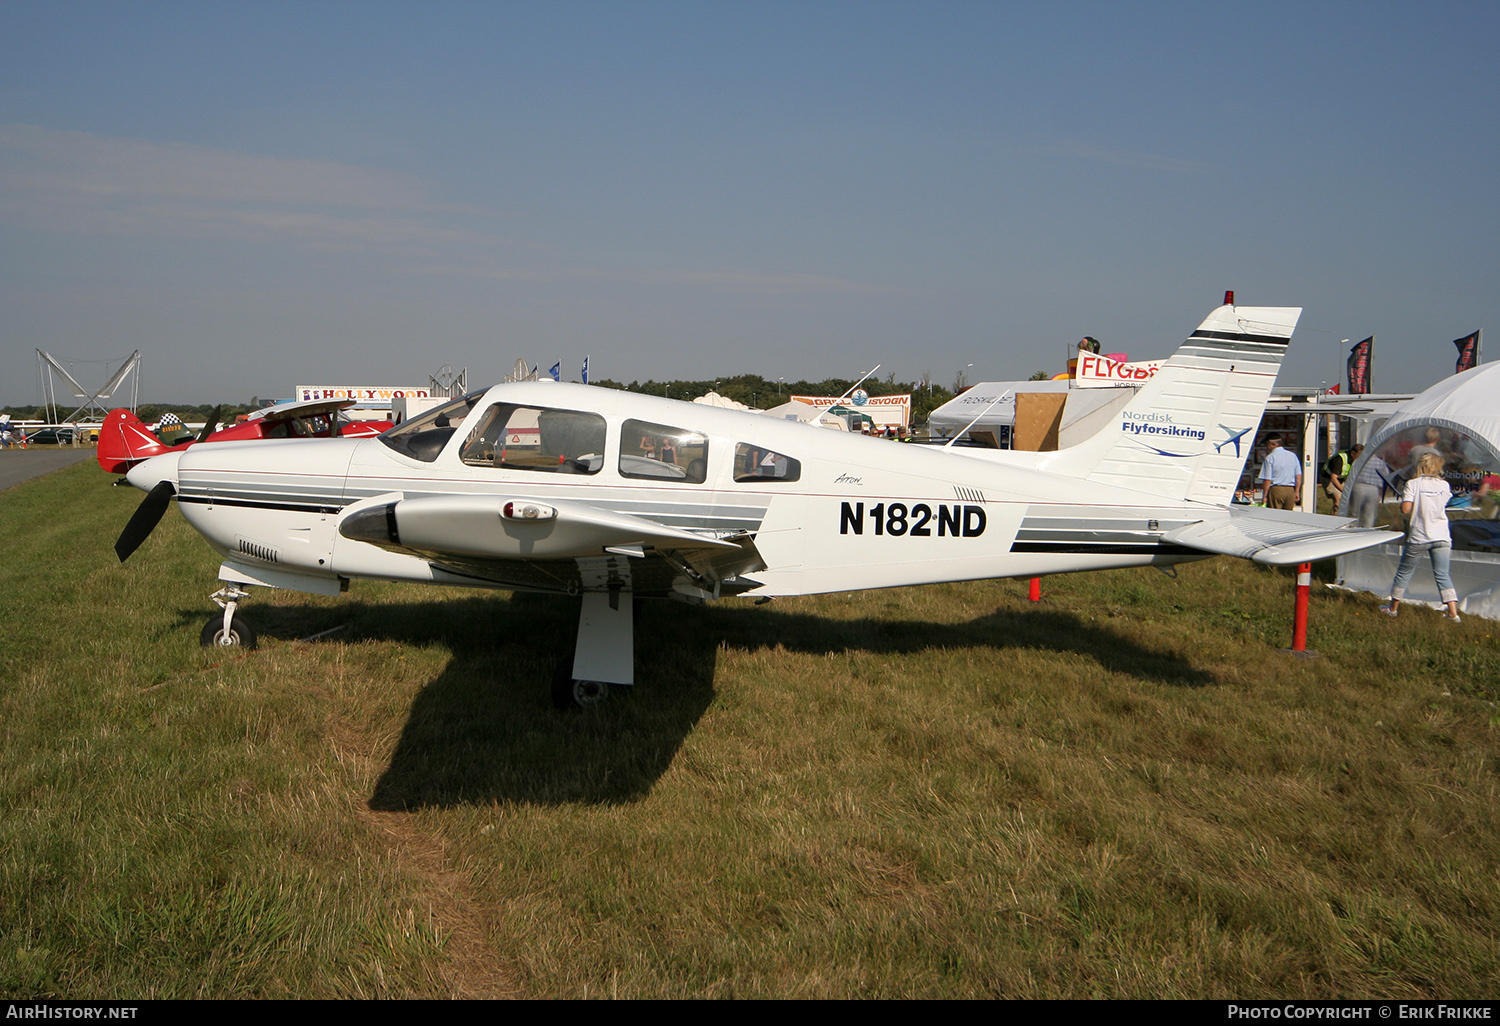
926, 380, 1129, 448
1334, 362, 1500, 618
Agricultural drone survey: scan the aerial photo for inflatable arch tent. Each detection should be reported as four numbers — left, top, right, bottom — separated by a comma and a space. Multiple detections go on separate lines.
1334, 362, 1500, 618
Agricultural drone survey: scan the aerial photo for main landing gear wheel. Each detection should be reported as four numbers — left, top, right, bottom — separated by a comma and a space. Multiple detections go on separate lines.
552, 659, 609, 710
201, 613, 258, 650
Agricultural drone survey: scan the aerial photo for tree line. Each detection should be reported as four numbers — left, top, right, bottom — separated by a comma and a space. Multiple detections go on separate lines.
590, 372, 966, 425
5, 367, 1052, 429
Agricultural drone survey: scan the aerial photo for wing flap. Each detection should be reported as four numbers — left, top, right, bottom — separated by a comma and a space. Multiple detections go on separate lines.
1163, 507, 1403, 565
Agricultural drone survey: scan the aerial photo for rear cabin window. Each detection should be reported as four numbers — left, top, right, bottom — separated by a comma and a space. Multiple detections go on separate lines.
620, 419, 708, 483
460, 404, 606, 474
735, 443, 800, 482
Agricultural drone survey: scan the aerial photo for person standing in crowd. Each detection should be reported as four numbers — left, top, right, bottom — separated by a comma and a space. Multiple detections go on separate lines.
1381, 452, 1462, 622
1407, 426, 1447, 467
1475, 470, 1500, 520
1258, 434, 1302, 510
1326, 443, 1364, 504
1348, 449, 1393, 527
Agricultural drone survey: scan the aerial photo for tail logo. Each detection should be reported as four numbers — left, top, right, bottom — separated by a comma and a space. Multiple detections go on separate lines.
1213, 425, 1252, 457
1120, 410, 1206, 457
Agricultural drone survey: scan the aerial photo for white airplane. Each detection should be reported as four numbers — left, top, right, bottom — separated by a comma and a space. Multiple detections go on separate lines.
115, 299, 1401, 707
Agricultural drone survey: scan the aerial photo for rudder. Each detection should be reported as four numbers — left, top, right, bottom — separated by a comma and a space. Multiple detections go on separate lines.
97, 408, 173, 474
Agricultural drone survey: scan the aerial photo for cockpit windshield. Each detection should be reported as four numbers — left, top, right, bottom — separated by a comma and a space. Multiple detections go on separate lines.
379, 391, 485, 462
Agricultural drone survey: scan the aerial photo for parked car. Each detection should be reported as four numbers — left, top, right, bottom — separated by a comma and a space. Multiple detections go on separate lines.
27, 427, 76, 445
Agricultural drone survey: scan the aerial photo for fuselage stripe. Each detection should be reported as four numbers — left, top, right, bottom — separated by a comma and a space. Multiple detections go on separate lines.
1187, 329, 1291, 346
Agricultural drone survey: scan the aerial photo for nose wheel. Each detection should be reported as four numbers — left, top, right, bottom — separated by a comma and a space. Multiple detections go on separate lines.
552, 658, 610, 709
551, 592, 635, 709
201, 612, 258, 649
202, 584, 258, 650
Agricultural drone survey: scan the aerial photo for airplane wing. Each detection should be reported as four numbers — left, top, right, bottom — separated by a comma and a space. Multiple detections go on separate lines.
1163, 506, 1402, 565
339, 493, 766, 597
248, 398, 356, 423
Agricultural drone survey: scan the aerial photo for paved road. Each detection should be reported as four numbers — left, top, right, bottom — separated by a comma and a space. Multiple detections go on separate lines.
0, 450, 95, 491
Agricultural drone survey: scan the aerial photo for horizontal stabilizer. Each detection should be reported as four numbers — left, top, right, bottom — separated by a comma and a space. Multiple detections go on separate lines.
1163, 506, 1403, 565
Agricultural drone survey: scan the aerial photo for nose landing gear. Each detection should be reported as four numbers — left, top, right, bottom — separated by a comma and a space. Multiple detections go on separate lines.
552, 661, 611, 709
202, 584, 258, 649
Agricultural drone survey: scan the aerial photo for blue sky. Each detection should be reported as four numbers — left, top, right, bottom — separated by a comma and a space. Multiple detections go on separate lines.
3, 1, 1496, 406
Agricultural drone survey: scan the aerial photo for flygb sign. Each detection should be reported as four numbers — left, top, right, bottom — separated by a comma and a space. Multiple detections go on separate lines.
1074, 354, 1164, 388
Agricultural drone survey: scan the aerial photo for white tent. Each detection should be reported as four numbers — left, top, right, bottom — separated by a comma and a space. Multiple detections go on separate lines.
691, 390, 754, 411
1334, 362, 1500, 618
926, 380, 1070, 440
926, 380, 1134, 447
759, 398, 848, 430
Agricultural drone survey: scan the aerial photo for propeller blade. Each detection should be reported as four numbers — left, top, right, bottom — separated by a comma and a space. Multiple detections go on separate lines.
196, 406, 222, 442
115, 480, 176, 562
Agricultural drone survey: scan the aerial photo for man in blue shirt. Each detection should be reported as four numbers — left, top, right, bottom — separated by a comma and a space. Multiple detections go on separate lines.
1259, 434, 1303, 510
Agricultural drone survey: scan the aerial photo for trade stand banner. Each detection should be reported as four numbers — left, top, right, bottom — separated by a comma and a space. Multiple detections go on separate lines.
296, 385, 433, 402
788, 393, 910, 428
1073, 352, 1164, 388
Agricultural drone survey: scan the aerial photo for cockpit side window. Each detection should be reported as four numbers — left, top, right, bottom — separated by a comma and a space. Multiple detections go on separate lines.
734, 443, 801, 482
461, 403, 606, 474
379, 391, 484, 463
619, 419, 708, 483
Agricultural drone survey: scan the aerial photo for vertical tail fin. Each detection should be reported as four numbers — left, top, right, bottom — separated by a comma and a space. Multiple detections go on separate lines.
96, 408, 174, 475
1041, 304, 1301, 505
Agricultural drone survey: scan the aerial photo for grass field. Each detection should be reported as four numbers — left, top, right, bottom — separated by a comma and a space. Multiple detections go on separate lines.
2, 460, 1498, 998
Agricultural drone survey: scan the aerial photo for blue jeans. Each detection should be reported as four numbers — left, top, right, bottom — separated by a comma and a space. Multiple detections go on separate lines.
1391, 541, 1458, 604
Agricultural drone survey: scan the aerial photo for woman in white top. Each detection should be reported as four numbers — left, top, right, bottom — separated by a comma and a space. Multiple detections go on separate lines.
1381, 452, 1461, 621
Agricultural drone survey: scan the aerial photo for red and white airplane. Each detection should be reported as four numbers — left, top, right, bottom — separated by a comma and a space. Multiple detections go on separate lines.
114, 299, 1401, 708
96, 399, 393, 475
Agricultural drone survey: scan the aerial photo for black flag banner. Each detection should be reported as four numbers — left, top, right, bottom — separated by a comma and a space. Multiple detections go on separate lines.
1347, 336, 1373, 394
1453, 330, 1480, 374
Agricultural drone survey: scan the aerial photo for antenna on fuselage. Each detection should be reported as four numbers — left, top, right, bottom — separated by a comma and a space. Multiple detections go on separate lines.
834, 364, 881, 404
814, 364, 883, 431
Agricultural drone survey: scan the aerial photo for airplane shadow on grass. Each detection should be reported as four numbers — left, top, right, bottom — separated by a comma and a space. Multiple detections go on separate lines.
177, 591, 1215, 809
